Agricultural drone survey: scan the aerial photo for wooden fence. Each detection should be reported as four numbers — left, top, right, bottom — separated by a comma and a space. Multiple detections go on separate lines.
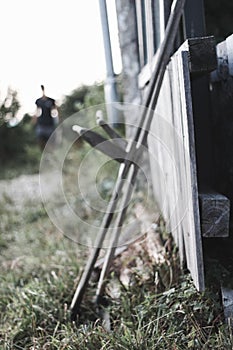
147, 36, 230, 291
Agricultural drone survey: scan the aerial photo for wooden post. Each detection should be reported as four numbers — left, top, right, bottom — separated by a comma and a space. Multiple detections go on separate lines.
183, 0, 206, 38
184, 0, 214, 193
210, 34, 233, 228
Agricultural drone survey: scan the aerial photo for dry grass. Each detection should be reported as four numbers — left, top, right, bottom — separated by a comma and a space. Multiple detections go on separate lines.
0, 145, 232, 349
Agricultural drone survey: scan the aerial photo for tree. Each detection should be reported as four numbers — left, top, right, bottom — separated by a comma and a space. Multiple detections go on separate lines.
0, 88, 37, 166
0, 88, 20, 127
59, 83, 105, 120
0, 88, 22, 161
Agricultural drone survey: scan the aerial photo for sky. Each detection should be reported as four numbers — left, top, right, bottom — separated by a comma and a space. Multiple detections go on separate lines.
0, 0, 122, 119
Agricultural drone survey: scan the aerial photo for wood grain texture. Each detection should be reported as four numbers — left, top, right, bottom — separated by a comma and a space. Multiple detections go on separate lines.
185, 36, 217, 74
221, 287, 233, 324
211, 35, 233, 228
138, 36, 217, 89
147, 39, 211, 291
199, 193, 230, 237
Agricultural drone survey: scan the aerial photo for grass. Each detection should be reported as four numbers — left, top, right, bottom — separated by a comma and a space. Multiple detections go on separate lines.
0, 195, 232, 349
0, 144, 41, 180
0, 145, 233, 349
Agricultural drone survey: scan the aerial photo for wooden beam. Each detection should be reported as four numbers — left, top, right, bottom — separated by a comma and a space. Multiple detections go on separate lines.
145, 0, 155, 62
181, 36, 217, 74
184, 0, 206, 38
199, 193, 230, 237
139, 36, 217, 89
135, 0, 147, 67
72, 126, 127, 162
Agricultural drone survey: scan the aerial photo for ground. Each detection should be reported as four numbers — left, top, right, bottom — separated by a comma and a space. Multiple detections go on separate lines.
0, 172, 233, 349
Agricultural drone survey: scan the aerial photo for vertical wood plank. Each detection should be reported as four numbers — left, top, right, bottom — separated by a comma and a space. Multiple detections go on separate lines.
148, 43, 205, 291
135, 0, 146, 68
180, 50, 205, 291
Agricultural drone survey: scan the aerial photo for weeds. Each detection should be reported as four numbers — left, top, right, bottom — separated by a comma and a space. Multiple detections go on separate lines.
0, 151, 233, 349
0, 198, 232, 350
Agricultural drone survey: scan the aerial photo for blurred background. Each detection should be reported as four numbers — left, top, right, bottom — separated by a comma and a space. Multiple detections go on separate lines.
0, 0, 232, 178
0, 0, 122, 177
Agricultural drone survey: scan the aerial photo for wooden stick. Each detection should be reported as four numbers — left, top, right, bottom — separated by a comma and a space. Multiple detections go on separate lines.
94, 0, 186, 306
70, 0, 186, 320
94, 164, 137, 303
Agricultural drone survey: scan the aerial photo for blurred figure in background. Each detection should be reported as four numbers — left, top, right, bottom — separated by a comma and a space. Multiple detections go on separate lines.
33, 85, 59, 150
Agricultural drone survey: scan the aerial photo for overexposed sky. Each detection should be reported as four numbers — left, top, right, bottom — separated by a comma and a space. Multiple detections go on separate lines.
0, 0, 121, 118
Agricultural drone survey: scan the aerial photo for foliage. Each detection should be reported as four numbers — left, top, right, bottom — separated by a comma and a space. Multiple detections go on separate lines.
0, 89, 41, 177
0, 88, 21, 161
0, 178, 232, 349
0, 114, 40, 179
59, 83, 105, 121
0, 88, 20, 124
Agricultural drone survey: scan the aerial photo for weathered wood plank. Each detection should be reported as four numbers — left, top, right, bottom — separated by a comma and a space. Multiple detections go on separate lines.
180, 38, 215, 196
226, 34, 233, 76
221, 287, 233, 325
199, 193, 230, 238
168, 56, 186, 264
135, 0, 147, 67
139, 36, 217, 89
72, 126, 127, 163
210, 34, 233, 229
184, 36, 217, 74
180, 50, 205, 291
148, 45, 205, 291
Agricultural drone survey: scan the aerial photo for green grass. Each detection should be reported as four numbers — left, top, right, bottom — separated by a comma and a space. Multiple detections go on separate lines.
0, 144, 41, 180
0, 147, 233, 349
0, 196, 232, 350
